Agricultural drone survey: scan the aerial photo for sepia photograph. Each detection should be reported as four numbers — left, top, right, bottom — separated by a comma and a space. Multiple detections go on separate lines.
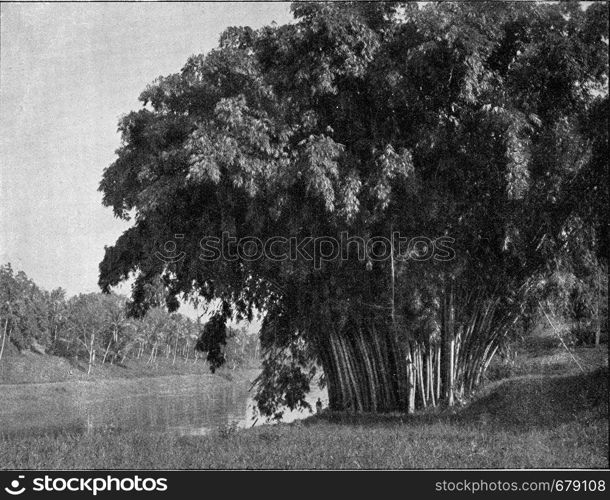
0, 0, 608, 483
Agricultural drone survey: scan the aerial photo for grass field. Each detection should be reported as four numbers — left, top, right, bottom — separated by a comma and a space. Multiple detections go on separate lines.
0, 328, 607, 469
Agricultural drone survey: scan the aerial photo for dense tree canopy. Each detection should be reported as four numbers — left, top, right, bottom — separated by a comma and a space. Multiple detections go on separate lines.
99, 2, 608, 415
0, 264, 209, 372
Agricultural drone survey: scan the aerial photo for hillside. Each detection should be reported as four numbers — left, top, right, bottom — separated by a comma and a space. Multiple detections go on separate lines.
0, 341, 257, 385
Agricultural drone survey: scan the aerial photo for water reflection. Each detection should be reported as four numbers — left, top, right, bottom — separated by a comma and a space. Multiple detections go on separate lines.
3, 375, 328, 436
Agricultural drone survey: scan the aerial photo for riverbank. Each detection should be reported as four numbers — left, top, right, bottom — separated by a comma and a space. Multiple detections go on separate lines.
0, 342, 258, 385
1, 365, 606, 469
0, 347, 262, 437
0, 370, 261, 434
1, 336, 607, 469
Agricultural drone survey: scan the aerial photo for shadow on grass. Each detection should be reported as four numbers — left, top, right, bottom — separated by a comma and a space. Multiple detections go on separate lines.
457, 366, 608, 429
305, 366, 608, 432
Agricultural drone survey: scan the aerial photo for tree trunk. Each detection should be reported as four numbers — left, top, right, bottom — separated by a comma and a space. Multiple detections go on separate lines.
440, 277, 455, 406
311, 280, 508, 414
317, 318, 409, 413
87, 332, 95, 375
0, 320, 8, 362
102, 338, 112, 364
405, 347, 416, 414
147, 342, 157, 364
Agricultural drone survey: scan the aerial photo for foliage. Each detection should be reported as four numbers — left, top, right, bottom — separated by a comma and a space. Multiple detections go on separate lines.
98, 2, 608, 415
223, 325, 260, 370
0, 263, 65, 351
0, 264, 215, 370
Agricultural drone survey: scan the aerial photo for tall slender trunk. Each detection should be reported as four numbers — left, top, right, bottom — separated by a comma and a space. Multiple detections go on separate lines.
147, 342, 157, 364
318, 317, 409, 413
405, 347, 416, 413
435, 342, 441, 401
316, 278, 507, 414
102, 338, 112, 364
440, 276, 455, 406
87, 332, 95, 375
447, 338, 455, 406
389, 231, 410, 413
0, 319, 8, 362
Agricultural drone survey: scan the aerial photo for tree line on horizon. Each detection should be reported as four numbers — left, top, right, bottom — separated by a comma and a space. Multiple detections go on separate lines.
0, 263, 260, 374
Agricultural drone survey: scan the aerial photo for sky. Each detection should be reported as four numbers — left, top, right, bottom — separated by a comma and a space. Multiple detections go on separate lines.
0, 1, 293, 299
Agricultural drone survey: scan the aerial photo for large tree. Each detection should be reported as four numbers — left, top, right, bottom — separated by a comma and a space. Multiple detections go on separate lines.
99, 2, 608, 414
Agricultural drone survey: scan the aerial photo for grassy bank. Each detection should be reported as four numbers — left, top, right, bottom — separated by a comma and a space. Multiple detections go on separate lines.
0, 362, 606, 469
0, 346, 260, 437
0, 341, 256, 385
0, 367, 606, 469
0, 327, 607, 469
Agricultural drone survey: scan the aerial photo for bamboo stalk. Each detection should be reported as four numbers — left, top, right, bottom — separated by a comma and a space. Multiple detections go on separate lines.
428, 345, 436, 406
329, 331, 349, 411
425, 346, 431, 402
339, 333, 363, 412
347, 331, 369, 410
389, 232, 409, 411
356, 325, 377, 412
417, 345, 427, 407
370, 320, 393, 410
405, 343, 415, 413
435, 342, 441, 401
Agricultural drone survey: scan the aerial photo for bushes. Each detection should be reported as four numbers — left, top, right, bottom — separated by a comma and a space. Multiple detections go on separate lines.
526, 258, 608, 347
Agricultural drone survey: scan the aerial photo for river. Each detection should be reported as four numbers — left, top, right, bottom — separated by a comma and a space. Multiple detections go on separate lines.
0, 372, 328, 436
